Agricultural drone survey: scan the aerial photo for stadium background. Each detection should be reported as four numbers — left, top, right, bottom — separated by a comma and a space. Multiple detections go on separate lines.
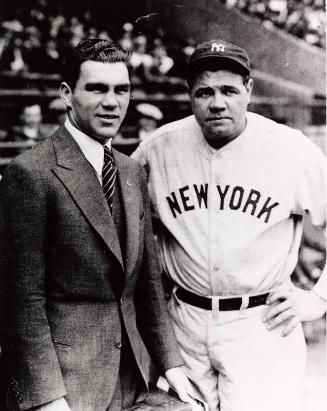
0, 0, 326, 409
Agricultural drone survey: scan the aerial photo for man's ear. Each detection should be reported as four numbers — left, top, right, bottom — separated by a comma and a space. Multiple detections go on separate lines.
60, 82, 73, 108
246, 78, 253, 104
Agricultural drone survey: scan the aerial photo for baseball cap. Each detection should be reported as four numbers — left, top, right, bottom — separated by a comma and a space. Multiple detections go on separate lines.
188, 39, 250, 76
136, 103, 163, 121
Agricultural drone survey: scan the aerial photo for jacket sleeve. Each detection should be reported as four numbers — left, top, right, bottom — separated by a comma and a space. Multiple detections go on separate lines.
0, 160, 66, 410
133, 166, 183, 373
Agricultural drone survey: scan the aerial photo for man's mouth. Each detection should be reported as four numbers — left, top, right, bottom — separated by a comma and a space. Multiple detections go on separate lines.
207, 117, 229, 122
97, 114, 119, 120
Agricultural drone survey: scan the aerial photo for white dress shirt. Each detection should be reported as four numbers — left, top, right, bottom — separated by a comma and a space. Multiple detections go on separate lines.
65, 117, 112, 185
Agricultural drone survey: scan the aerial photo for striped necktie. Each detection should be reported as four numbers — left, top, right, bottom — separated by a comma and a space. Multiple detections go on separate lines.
102, 145, 117, 213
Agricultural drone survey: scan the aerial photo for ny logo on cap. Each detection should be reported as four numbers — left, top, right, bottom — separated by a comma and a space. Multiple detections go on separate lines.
211, 43, 225, 53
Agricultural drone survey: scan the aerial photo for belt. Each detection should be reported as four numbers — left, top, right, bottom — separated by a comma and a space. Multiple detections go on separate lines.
175, 286, 269, 311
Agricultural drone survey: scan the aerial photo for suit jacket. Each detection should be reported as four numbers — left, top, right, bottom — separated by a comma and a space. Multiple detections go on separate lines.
0, 126, 182, 410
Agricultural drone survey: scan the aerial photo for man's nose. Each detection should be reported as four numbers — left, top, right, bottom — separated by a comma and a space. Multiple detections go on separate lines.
209, 92, 226, 111
102, 91, 118, 108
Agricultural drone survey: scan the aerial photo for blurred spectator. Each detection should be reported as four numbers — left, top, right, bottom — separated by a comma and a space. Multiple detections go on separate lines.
0, 22, 17, 64
48, 11, 66, 39
119, 22, 134, 50
152, 45, 174, 75
112, 103, 163, 155
141, 44, 174, 88
135, 103, 163, 142
182, 38, 196, 58
6, 35, 26, 73
98, 29, 111, 40
28, 0, 47, 32
129, 34, 153, 74
22, 26, 44, 72
85, 26, 99, 39
68, 16, 85, 47
0, 21, 25, 72
47, 97, 67, 132
5, 103, 48, 145
37, 38, 60, 73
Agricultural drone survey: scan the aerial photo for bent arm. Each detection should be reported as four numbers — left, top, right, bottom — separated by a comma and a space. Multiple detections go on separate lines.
263, 137, 327, 336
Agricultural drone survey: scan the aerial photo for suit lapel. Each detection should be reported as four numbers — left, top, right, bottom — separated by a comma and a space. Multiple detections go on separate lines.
51, 128, 123, 270
114, 149, 140, 280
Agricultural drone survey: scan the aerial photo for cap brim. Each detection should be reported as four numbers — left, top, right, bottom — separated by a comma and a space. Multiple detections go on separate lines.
189, 55, 250, 75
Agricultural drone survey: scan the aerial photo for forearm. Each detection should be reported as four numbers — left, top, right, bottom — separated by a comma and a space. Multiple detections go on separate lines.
312, 266, 327, 302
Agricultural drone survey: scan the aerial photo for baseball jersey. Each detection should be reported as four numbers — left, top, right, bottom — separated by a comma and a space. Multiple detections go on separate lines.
132, 112, 326, 298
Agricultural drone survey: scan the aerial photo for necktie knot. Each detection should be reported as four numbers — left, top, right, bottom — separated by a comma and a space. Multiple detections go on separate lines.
103, 145, 113, 163
102, 145, 117, 213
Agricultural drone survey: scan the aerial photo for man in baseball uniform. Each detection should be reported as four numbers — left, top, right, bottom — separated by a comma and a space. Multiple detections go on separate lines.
132, 39, 327, 411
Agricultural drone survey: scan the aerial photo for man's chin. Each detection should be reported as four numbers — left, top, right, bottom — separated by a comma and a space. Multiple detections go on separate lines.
94, 127, 119, 141
204, 130, 239, 149
204, 127, 227, 140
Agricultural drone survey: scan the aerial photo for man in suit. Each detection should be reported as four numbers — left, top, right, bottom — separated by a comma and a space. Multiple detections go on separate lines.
0, 39, 194, 411
4, 103, 47, 145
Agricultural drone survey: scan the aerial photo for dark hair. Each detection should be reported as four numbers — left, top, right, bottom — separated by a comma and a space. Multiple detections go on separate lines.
61, 39, 132, 90
19, 101, 41, 115
187, 59, 250, 90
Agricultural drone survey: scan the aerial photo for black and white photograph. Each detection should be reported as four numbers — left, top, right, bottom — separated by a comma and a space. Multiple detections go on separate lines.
0, 1, 326, 410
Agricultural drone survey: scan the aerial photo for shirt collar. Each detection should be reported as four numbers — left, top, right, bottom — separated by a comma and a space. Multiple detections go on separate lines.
64, 117, 112, 181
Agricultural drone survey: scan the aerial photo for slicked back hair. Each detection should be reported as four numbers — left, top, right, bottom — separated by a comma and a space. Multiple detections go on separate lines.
61, 39, 132, 91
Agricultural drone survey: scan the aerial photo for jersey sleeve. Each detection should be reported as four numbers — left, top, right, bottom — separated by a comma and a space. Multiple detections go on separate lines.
294, 134, 326, 228
131, 144, 150, 181
294, 134, 326, 300
131, 143, 146, 166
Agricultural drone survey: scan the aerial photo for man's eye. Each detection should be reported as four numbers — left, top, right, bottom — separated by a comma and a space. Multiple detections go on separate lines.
85, 84, 107, 93
86, 88, 104, 94
116, 87, 130, 94
224, 88, 238, 96
195, 89, 211, 98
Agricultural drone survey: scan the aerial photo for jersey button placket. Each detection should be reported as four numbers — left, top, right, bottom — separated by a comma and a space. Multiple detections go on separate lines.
208, 157, 219, 294
211, 156, 224, 295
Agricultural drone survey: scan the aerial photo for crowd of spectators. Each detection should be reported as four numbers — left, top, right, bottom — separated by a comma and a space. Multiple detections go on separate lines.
222, 0, 325, 48
0, 0, 192, 93
0, 0, 325, 85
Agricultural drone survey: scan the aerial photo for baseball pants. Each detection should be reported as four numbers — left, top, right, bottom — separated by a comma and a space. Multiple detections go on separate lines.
168, 292, 307, 411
